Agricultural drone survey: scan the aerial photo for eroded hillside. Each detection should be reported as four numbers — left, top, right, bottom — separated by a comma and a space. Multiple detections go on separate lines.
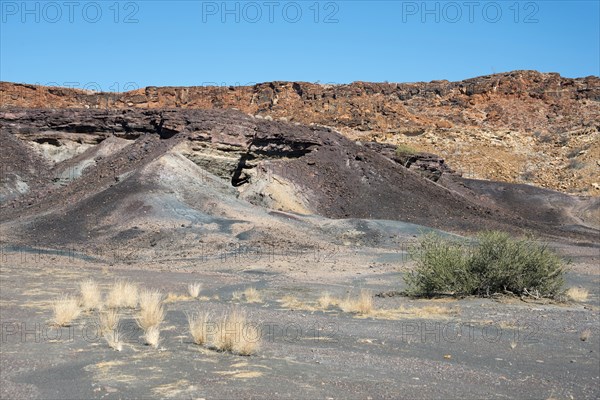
1, 71, 599, 195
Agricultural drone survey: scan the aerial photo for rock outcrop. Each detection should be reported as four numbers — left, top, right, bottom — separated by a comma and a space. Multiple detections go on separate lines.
2, 70, 599, 195
2, 107, 598, 248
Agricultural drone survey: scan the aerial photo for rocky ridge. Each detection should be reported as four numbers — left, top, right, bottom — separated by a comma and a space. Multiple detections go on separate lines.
1, 70, 599, 195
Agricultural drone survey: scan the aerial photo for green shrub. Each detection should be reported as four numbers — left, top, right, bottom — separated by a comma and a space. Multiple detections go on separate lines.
405, 231, 566, 298
405, 234, 477, 296
395, 144, 418, 157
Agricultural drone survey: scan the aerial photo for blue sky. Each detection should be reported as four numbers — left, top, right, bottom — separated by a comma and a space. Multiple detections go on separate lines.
1, 1, 598, 91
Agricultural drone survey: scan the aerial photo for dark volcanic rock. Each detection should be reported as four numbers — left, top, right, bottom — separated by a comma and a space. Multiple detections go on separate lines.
1, 107, 598, 245
362, 142, 454, 182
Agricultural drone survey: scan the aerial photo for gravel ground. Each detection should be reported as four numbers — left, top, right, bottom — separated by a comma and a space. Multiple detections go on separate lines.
1, 249, 598, 400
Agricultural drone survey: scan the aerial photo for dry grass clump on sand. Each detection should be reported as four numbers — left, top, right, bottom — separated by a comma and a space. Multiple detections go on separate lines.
370, 304, 459, 320
214, 309, 260, 356
136, 289, 165, 348
279, 295, 311, 310
566, 287, 589, 302
409, 305, 459, 318
339, 290, 374, 315
243, 287, 262, 303
580, 328, 592, 341
317, 292, 336, 309
139, 289, 163, 310
136, 290, 165, 331
333, 291, 458, 319
143, 326, 161, 348
106, 280, 138, 309
98, 309, 121, 334
104, 329, 123, 351
52, 295, 81, 326
79, 279, 102, 311
188, 282, 202, 299
164, 292, 189, 303
187, 311, 211, 345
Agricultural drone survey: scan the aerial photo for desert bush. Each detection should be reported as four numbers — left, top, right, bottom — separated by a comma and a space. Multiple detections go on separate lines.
405, 234, 477, 296
52, 295, 81, 326
79, 279, 102, 311
405, 231, 566, 298
106, 280, 138, 309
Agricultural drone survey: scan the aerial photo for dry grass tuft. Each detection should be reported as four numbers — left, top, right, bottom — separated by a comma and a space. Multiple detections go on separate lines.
243, 287, 262, 303
317, 292, 335, 309
235, 323, 261, 356
188, 282, 202, 299
214, 309, 260, 355
136, 289, 164, 346
580, 328, 592, 341
370, 304, 459, 320
340, 290, 374, 315
104, 329, 123, 351
214, 310, 241, 352
52, 295, 81, 326
566, 287, 589, 302
187, 311, 211, 346
106, 280, 138, 309
143, 326, 161, 349
164, 292, 189, 303
79, 279, 103, 311
231, 291, 242, 302
510, 340, 518, 349
139, 288, 163, 310
136, 299, 165, 331
411, 305, 458, 317
279, 295, 310, 310
98, 309, 120, 334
